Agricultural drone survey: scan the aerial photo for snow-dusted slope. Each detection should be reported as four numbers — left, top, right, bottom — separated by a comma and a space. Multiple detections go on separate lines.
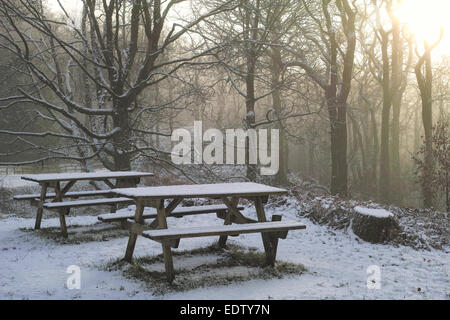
0, 201, 448, 300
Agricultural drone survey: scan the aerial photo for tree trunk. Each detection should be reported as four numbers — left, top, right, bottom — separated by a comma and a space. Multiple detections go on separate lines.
416, 45, 435, 208
245, 56, 257, 182
113, 98, 132, 173
335, 102, 348, 197
421, 91, 433, 208
390, 95, 401, 200
308, 140, 315, 178
378, 33, 392, 203
270, 44, 288, 185
369, 107, 379, 195
242, 1, 258, 182
389, 17, 411, 205
328, 100, 348, 197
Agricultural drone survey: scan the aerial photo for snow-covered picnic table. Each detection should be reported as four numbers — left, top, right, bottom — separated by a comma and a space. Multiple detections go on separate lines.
112, 182, 306, 283
20, 171, 154, 183
14, 171, 154, 237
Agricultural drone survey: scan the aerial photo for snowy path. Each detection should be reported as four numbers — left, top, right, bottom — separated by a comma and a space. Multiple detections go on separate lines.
0, 203, 448, 300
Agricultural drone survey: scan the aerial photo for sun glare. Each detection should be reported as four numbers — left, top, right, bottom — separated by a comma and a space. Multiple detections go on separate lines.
394, 0, 449, 54
46, 0, 449, 56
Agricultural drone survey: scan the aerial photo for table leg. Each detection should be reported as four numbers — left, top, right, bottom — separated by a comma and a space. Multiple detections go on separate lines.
35, 183, 48, 230
59, 208, 69, 238
54, 181, 61, 201
254, 196, 276, 266
148, 198, 182, 229
218, 196, 239, 248
222, 197, 255, 224
162, 242, 174, 283
54, 181, 71, 237
156, 199, 175, 283
124, 200, 145, 262
269, 215, 282, 262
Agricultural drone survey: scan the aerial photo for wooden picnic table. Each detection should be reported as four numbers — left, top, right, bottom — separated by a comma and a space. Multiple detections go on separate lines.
113, 182, 306, 283
17, 171, 154, 236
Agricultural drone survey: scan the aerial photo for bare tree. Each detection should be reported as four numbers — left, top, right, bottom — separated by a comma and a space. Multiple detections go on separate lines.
194, 0, 303, 182
414, 28, 444, 207
0, 0, 238, 177
287, 0, 357, 196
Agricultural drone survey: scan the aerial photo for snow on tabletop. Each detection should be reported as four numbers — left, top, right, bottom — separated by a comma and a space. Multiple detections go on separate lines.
21, 171, 153, 182
354, 206, 393, 218
113, 182, 288, 198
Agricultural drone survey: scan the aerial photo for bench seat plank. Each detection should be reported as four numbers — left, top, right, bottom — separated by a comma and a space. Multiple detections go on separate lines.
15, 190, 112, 200
43, 197, 133, 209
14, 190, 112, 200
142, 221, 306, 240
98, 204, 244, 222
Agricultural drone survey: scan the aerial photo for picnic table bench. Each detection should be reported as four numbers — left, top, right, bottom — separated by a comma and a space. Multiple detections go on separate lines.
13, 189, 113, 202
13, 171, 153, 237
98, 204, 244, 228
112, 182, 306, 283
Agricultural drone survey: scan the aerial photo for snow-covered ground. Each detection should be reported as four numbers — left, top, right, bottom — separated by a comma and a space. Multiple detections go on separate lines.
0, 198, 448, 300
0, 175, 36, 189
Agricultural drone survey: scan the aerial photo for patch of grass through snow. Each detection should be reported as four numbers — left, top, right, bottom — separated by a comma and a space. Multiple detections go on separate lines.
102, 243, 307, 296
20, 222, 129, 244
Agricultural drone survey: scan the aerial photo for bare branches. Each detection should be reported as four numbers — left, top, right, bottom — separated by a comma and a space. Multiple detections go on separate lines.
0, 0, 246, 170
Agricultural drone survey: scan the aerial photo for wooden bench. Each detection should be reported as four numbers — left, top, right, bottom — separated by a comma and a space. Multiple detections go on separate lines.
98, 204, 244, 223
43, 197, 133, 211
142, 220, 305, 241
139, 215, 306, 282
127, 213, 305, 281
42, 197, 134, 237
14, 190, 113, 204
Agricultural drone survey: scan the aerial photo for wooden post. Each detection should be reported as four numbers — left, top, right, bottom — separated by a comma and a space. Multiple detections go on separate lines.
55, 180, 75, 237
254, 196, 275, 266
124, 200, 144, 262
59, 208, 69, 238
156, 199, 175, 283
54, 181, 62, 201
222, 197, 254, 224
269, 215, 282, 264
148, 198, 182, 229
218, 197, 239, 248
34, 182, 48, 230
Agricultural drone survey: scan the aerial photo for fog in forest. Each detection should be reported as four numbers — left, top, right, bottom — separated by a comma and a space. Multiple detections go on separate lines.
0, 0, 448, 211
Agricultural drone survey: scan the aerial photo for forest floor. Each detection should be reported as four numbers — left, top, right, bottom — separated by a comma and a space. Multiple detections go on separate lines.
0, 175, 448, 300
